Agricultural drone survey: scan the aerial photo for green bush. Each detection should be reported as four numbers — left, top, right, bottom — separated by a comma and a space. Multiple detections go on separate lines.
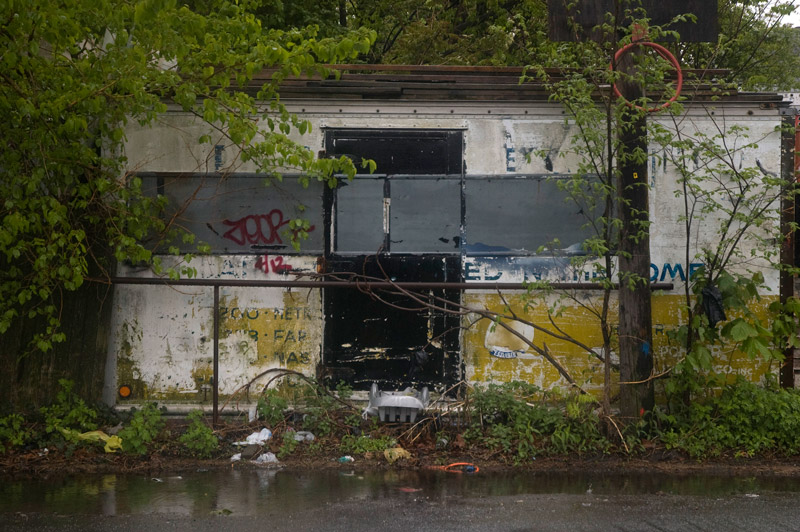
464, 382, 609, 462
39, 379, 98, 440
179, 410, 218, 458
299, 380, 353, 437
548, 394, 609, 455
278, 431, 299, 459
656, 377, 800, 458
118, 403, 165, 455
0, 414, 30, 452
256, 391, 288, 427
339, 434, 396, 455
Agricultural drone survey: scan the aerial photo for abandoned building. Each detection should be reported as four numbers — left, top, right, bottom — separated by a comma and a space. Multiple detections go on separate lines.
104, 65, 797, 414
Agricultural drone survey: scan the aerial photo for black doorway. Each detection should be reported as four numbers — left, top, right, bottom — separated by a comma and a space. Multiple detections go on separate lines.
322, 129, 464, 391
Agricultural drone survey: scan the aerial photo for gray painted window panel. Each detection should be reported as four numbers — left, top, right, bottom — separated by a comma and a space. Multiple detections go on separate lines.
335, 179, 385, 253
391, 179, 461, 253
142, 176, 323, 253
464, 178, 595, 255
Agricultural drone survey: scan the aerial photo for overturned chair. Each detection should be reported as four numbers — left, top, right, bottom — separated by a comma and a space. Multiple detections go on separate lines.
363, 383, 430, 423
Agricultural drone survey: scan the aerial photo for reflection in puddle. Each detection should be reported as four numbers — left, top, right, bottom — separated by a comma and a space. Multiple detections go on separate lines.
2, 469, 799, 517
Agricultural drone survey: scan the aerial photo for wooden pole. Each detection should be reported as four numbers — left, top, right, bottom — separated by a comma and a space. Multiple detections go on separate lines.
780, 113, 798, 389
616, 40, 655, 418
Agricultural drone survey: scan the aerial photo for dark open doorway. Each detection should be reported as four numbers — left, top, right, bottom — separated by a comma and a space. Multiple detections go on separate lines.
322, 129, 464, 391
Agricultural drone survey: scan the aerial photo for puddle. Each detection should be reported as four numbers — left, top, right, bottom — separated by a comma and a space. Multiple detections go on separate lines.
2, 469, 799, 517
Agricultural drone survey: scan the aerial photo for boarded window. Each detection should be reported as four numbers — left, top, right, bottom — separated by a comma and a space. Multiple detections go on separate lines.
335, 178, 385, 253
464, 177, 599, 256
328, 129, 462, 175
328, 129, 463, 256
390, 178, 461, 253
140, 175, 323, 253
323, 129, 464, 390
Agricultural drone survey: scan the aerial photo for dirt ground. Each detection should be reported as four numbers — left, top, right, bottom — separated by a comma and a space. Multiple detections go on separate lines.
6, 415, 800, 479
6, 442, 800, 479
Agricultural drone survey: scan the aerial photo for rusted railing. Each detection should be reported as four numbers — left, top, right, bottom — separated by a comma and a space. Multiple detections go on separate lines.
111, 276, 674, 423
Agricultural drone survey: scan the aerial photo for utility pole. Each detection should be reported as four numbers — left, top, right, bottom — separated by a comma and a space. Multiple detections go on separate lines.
615, 36, 654, 417
548, 0, 717, 417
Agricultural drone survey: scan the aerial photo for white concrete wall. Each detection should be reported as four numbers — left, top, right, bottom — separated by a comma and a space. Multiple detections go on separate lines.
109, 98, 785, 404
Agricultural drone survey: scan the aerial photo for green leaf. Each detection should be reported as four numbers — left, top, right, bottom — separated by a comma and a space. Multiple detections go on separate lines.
723, 319, 758, 342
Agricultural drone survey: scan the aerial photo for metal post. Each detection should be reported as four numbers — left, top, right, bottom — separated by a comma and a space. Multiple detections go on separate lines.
213, 284, 219, 425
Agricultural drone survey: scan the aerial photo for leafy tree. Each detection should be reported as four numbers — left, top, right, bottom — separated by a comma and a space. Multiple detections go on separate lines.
349, 0, 551, 65
677, 0, 800, 90
0, 0, 374, 352
325, 1, 800, 90
525, 3, 799, 417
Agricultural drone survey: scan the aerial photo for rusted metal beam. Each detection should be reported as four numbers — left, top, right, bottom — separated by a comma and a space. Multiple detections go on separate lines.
111, 277, 673, 290
111, 275, 673, 419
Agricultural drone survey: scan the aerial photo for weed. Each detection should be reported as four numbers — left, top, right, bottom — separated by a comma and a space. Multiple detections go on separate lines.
655, 377, 800, 458
299, 380, 353, 437
548, 394, 609, 455
256, 391, 288, 427
118, 403, 165, 455
179, 410, 218, 458
464, 382, 559, 461
344, 413, 363, 428
463, 382, 609, 462
335, 381, 354, 401
0, 414, 30, 452
339, 434, 396, 455
39, 379, 98, 440
278, 431, 299, 459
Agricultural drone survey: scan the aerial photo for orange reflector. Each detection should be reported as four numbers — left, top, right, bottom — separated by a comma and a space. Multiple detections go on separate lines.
118, 385, 132, 398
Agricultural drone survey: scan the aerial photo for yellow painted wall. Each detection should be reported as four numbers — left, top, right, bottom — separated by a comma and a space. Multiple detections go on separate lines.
463, 291, 779, 396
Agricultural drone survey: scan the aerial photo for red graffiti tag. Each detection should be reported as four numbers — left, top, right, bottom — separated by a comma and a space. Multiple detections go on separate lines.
255, 254, 293, 274
222, 209, 287, 245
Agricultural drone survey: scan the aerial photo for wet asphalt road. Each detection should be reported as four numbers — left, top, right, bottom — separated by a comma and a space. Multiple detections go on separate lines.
3, 469, 800, 531
6, 490, 800, 531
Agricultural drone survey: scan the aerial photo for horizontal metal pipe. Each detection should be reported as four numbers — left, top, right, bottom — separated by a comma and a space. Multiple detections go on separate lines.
111, 277, 674, 291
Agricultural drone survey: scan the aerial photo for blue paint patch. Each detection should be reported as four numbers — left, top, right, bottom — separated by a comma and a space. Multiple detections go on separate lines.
505, 132, 516, 172
642, 341, 651, 357
214, 145, 224, 171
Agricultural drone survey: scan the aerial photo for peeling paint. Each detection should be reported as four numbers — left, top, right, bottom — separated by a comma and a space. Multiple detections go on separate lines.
464, 293, 778, 397
111, 98, 786, 405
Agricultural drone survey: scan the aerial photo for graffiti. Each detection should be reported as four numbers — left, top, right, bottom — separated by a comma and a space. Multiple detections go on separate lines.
255, 254, 293, 274
221, 209, 316, 246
